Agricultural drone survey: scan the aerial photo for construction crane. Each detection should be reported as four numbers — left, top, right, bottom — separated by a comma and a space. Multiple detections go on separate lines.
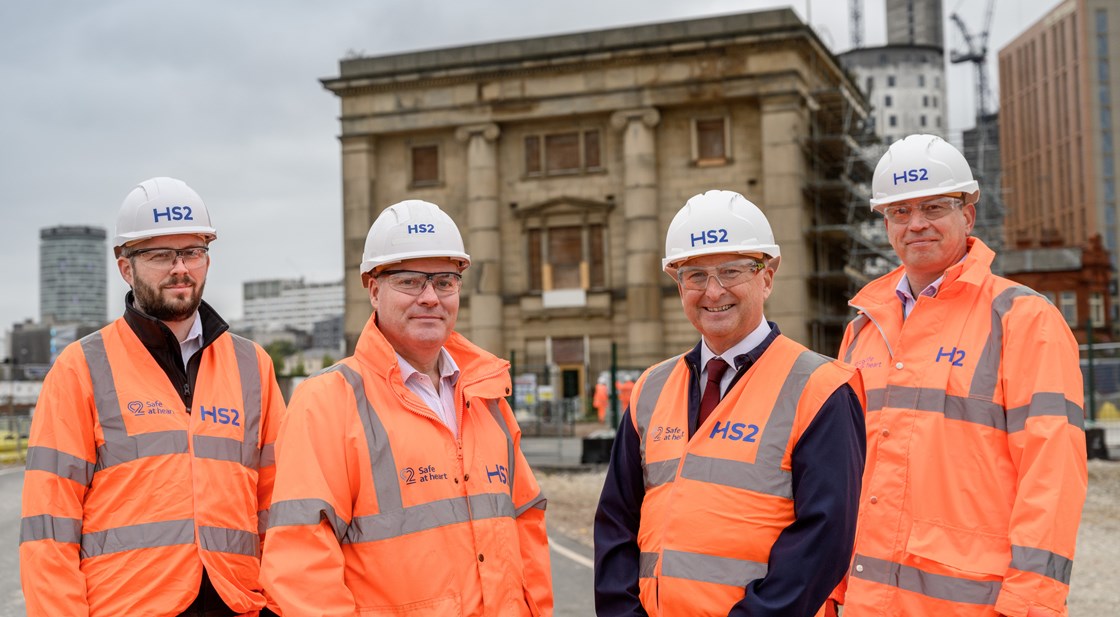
850, 0, 863, 49
950, 0, 997, 122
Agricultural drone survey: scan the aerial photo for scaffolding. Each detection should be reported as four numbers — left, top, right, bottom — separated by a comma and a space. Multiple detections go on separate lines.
804, 81, 897, 354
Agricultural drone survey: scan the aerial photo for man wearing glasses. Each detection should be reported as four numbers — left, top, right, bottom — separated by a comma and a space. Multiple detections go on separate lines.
20, 177, 285, 616
833, 134, 1087, 617
261, 200, 553, 616
594, 190, 865, 616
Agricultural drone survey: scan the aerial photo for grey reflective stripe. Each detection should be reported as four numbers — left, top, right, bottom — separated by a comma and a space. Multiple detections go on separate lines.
515, 491, 547, 517
680, 350, 828, 499
866, 386, 1006, 430
639, 552, 659, 579
193, 435, 245, 463
851, 554, 1001, 606
230, 334, 263, 469
327, 364, 404, 514
20, 514, 81, 545
94, 430, 189, 471
80, 331, 189, 476
268, 498, 349, 544
971, 287, 1042, 400
257, 509, 269, 535
1011, 545, 1073, 584
80, 518, 195, 560
843, 314, 870, 363
25, 446, 94, 486
645, 458, 680, 490
345, 493, 515, 544
199, 525, 259, 557
486, 399, 516, 498
661, 549, 768, 587
1007, 392, 1085, 432
635, 357, 682, 489
260, 442, 276, 468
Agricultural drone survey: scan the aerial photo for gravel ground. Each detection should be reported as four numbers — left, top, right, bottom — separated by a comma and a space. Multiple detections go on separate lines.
538, 459, 1120, 615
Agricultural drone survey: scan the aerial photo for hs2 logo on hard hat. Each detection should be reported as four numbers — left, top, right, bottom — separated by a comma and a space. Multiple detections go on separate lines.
407, 224, 436, 234
199, 405, 240, 426
690, 229, 729, 247
893, 168, 930, 185
152, 206, 194, 223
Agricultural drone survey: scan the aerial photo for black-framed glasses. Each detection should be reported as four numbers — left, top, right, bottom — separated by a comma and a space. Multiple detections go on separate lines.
676, 258, 767, 291
125, 246, 209, 269
881, 196, 963, 225
377, 270, 463, 296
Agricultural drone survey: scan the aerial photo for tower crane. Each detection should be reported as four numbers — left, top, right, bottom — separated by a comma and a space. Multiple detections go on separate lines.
850, 0, 863, 49
950, 0, 997, 123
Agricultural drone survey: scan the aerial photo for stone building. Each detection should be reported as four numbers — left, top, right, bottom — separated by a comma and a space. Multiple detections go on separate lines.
322, 9, 871, 402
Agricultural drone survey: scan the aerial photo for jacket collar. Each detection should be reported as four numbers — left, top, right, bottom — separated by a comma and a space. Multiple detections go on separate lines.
353, 312, 511, 400
122, 291, 229, 357
850, 237, 994, 312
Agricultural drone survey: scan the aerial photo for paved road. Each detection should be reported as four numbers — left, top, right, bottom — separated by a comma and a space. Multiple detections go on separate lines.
0, 467, 25, 617
0, 468, 593, 616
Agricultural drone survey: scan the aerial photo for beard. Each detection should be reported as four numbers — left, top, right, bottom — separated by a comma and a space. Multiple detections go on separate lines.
132, 272, 205, 322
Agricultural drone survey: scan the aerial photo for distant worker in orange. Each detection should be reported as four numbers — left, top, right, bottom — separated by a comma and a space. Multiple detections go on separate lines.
833, 135, 1088, 617
595, 190, 865, 616
20, 177, 285, 616
261, 200, 553, 616
594, 380, 610, 423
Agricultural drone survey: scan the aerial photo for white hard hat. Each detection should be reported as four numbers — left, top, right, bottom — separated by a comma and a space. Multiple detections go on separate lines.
360, 200, 471, 275
662, 190, 780, 272
870, 134, 979, 210
114, 177, 217, 249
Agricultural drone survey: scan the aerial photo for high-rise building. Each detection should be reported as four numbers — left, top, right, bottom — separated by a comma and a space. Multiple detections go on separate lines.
886, 0, 944, 47
963, 112, 1005, 253
324, 7, 874, 403
241, 278, 344, 341
39, 225, 107, 326
999, 0, 1119, 319
840, 45, 948, 150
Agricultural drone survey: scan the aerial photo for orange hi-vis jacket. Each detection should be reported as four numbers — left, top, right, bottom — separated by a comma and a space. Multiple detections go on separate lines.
837, 238, 1088, 617
20, 317, 284, 616
630, 334, 858, 616
261, 314, 553, 617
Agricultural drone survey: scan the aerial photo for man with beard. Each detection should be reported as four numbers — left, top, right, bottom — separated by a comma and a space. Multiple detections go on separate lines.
20, 177, 285, 617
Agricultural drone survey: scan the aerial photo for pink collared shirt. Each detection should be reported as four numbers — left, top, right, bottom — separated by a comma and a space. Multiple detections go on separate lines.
396, 348, 461, 437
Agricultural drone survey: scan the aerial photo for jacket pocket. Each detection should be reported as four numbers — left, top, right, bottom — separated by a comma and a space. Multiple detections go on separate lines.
906, 518, 1010, 577
357, 593, 462, 616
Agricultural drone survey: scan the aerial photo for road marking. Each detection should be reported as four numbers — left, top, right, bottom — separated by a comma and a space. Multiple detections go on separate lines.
0, 466, 24, 476
549, 535, 593, 569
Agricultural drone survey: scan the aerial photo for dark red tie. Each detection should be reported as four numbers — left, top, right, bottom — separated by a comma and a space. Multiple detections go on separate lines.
698, 357, 730, 427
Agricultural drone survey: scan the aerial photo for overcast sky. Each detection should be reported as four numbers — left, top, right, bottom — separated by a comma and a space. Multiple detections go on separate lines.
0, 0, 1062, 344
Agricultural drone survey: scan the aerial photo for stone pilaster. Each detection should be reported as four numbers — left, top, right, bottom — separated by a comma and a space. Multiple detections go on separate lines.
759, 93, 810, 345
455, 123, 504, 355
341, 135, 377, 354
611, 108, 663, 367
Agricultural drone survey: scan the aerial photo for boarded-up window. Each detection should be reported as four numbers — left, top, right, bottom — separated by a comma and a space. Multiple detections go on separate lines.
411, 145, 439, 186
696, 118, 726, 161
525, 136, 541, 174
584, 130, 601, 170
588, 225, 605, 287
549, 226, 583, 289
545, 133, 581, 173
525, 129, 603, 176
528, 229, 542, 290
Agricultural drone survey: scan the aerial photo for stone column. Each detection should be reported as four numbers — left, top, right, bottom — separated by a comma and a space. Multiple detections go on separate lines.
759, 93, 810, 345
611, 108, 663, 367
455, 123, 504, 356
341, 135, 377, 354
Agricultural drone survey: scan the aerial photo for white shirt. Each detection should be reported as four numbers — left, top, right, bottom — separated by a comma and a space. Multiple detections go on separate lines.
699, 316, 772, 399
396, 348, 462, 437
178, 312, 204, 368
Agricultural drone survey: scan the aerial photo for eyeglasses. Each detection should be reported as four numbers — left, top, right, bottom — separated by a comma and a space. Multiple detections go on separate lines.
881, 196, 963, 225
378, 270, 463, 296
125, 246, 209, 268
676, 258, 767, 291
